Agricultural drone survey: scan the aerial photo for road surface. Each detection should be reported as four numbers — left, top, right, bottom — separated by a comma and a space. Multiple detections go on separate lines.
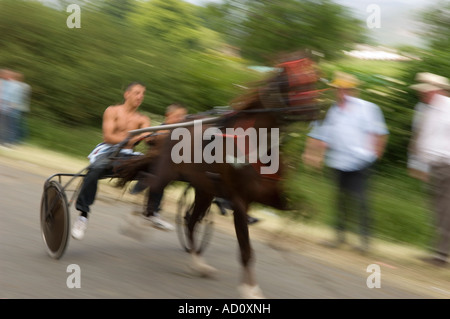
0, 146, 448, 300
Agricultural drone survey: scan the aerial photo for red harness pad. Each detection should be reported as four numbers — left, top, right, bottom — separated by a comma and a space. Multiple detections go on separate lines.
278, 58, 319, 107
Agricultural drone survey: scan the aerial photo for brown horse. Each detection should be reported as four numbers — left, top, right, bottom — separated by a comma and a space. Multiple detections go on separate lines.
115, 54, 321, 298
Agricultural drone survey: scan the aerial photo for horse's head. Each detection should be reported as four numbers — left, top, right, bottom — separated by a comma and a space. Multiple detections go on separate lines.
232, 53, 323, 122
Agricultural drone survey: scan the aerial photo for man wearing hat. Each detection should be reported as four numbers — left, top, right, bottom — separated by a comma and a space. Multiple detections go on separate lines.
412, 72, 450, 266
407, 72, 445, 182
302, 71, 389, 253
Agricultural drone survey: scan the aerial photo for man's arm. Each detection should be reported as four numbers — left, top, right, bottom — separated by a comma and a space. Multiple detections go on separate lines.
367, 103, 389, 160
373, 133, 389, 159
302, 137, 327, 169
132, 114, 152, 147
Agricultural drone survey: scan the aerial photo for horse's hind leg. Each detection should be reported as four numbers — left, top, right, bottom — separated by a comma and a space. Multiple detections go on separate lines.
233, 199, 265, 299
187, 190, 217, 277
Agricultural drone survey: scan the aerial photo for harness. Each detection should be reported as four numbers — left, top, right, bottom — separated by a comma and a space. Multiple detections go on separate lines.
258, 57, 321, 110
196, 57, 324, 180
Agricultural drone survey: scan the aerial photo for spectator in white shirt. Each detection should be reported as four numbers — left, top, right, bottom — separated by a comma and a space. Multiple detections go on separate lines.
413, 73, 450, 266
302, 72, 389, 253
407, 72, 442, 182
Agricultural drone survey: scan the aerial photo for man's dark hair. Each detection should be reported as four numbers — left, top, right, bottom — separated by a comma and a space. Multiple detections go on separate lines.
125, 81, 146, 92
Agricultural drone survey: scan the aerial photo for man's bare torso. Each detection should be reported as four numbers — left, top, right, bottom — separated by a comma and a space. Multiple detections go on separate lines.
103, 104, 150, 147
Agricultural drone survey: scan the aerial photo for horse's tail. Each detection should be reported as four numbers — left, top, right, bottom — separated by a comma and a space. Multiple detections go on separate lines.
114, 153, 156, 187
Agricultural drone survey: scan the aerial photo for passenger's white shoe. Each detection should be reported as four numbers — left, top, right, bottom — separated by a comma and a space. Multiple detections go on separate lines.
71, 216, 88, 240
143, 215, 174, 231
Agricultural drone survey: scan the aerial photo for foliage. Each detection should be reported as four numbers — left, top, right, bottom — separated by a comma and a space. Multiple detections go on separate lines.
0, 0, 447, 248
200, 0, 368, 63
400, 1, 450, 96
0, 0, 259, 128
380, 0, 450, 171
128, 0, 204, 51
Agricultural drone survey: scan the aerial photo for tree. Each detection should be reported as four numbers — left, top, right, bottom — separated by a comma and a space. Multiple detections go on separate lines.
198, 0, 367, 64
128, 0, 204, 51
97, 0, 136, 21
0, 0, 261, 127
350, 1, 450, 170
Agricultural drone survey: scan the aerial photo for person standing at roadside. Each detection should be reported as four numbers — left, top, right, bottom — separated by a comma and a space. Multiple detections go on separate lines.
413, 73, 450, 267
0, 69, 7, 144
0, 70, 30, 147
0, 69, 24, 146
13, 71, 31, 143
408, 72, 444, 182
302, 71, 389, 253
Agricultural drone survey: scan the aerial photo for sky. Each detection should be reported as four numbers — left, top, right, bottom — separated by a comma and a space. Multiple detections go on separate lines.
46, 0, 444, 47
333, 0, 442, 47
187, 0, 444, 48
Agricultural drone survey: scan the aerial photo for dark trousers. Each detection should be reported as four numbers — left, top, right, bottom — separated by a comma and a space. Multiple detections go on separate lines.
429, 163, 450, 259
76, 153, 135, 214
146, 191, 163, 216
333, 164, 373, 245
143, 160, 164, 216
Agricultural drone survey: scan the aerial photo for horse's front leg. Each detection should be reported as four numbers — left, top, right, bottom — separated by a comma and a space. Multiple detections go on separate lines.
233, 199, 265, 299
188, 190, 217, 277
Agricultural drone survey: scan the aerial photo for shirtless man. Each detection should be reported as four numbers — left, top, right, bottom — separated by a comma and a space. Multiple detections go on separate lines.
102, 83, 149, 148
72, 82, 152, 240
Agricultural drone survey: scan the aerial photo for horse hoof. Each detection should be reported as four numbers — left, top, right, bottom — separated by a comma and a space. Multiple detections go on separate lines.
238, 284, 265, 299
118, 213, 151, 242
189, 255, 218, 278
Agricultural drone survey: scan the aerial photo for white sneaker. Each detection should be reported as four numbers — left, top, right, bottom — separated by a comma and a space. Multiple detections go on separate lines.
71, 216, 88, 240
143, 215, 174, 231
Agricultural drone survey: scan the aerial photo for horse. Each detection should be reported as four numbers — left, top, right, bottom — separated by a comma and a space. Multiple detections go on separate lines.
115, 53, 322, 298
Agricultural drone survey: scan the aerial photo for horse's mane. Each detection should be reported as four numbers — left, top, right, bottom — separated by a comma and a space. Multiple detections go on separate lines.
230, 73, 281, 111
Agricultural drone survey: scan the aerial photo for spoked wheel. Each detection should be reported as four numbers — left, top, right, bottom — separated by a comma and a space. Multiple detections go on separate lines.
40, 180, 70, 259
176, 184, 215, 254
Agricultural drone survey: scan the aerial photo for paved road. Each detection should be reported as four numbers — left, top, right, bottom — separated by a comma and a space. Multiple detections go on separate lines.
0, 154, 444, 300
